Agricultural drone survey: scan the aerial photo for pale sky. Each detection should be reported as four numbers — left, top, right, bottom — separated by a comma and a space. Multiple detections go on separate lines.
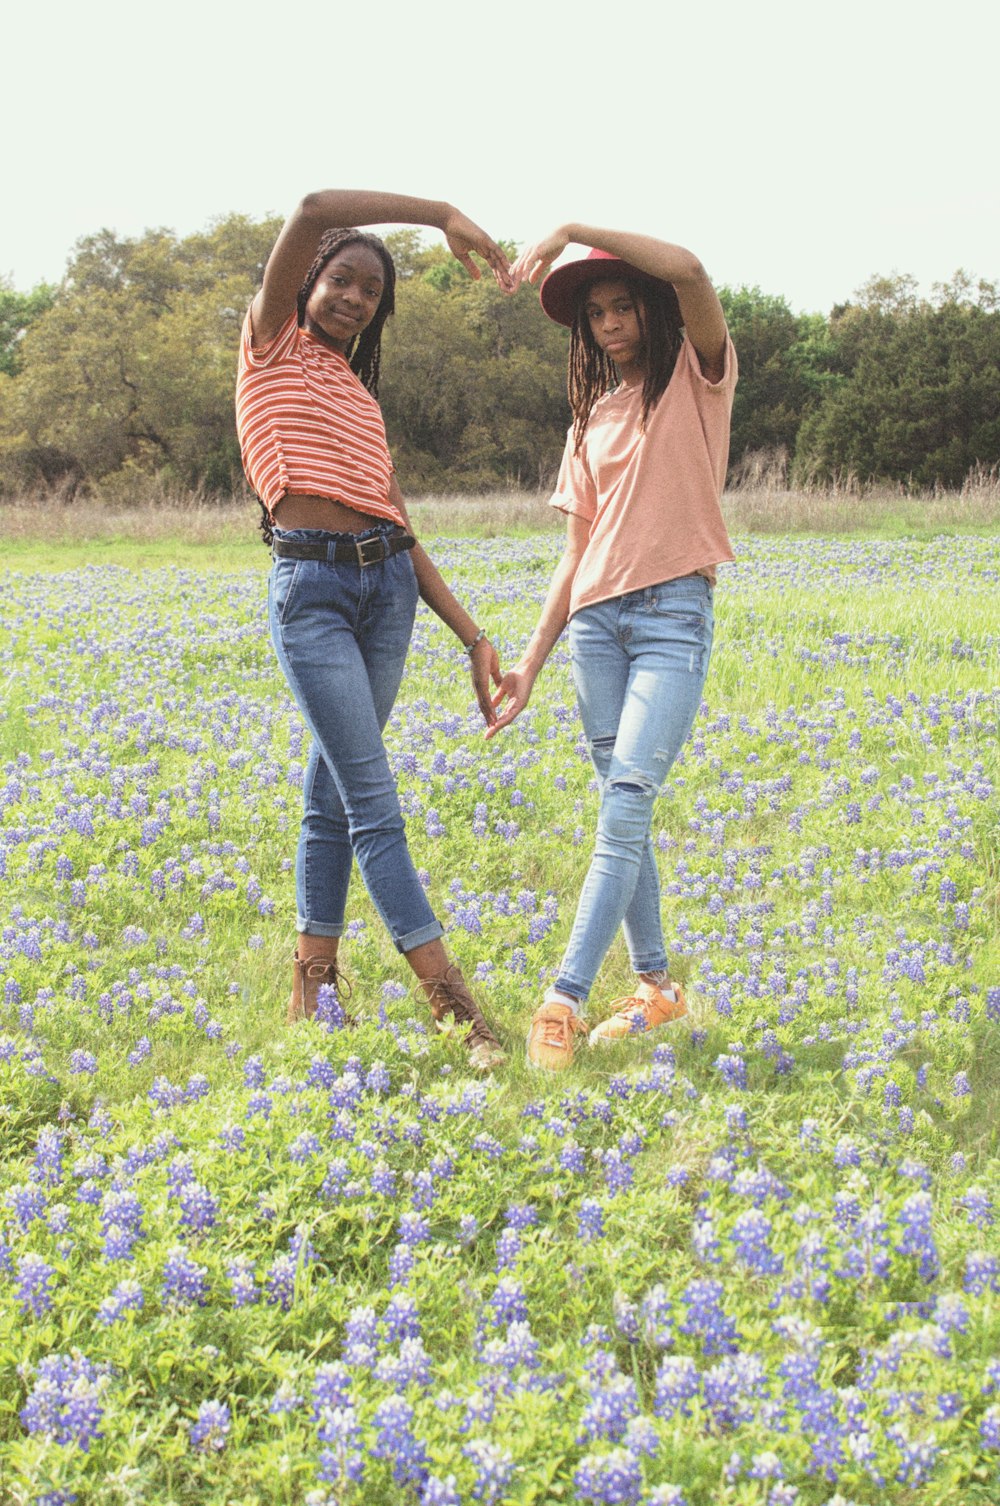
6, 0, 997, 314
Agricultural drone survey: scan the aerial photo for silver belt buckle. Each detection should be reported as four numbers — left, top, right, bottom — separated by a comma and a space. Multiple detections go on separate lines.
355, 535, 385, 567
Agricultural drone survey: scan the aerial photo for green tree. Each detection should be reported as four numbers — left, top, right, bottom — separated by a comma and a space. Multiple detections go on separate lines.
0, 215, 271, 495
0, 278, 57, 377
6, 209, 996, 499
3, 286, 158, 485
794, 272, 1000, 487
718, 286, 832, 465
379, 275, 568, 490
144, 277, 254, 489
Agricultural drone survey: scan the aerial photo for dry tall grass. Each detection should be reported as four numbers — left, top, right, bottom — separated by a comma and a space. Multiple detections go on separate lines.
0, 477, 258, 546
722, 452, 1000, 534
2, 462, 999, 545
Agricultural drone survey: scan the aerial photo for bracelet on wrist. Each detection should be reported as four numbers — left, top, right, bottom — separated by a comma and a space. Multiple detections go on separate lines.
463, 628, 487, 656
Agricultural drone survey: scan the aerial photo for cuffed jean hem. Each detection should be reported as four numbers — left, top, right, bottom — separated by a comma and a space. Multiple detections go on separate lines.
629, 952, 670, 974
396, 919, 445, 955
296, 918, 346, 938
553, 974, 592, 1012
556, 952, 669, 1009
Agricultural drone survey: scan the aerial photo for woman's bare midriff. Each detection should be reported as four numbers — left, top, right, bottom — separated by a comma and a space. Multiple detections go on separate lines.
274, 494, 385, 533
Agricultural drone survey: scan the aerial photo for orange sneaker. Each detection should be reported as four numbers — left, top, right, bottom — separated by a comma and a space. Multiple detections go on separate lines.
588, 980, 687, 1046
526, 1001, 588, 1071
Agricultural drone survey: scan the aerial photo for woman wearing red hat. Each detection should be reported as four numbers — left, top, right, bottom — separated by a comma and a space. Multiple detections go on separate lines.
489, 223, 737, 1069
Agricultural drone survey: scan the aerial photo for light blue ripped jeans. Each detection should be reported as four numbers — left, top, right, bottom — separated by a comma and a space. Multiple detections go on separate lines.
555, 574, 714, 1005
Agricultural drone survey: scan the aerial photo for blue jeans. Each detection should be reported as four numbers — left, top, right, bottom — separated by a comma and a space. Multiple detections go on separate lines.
268, 526, 443, 953
556, 575, 714, 1004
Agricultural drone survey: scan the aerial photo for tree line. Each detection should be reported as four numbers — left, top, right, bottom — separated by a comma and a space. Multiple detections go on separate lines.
1, 215, 997, 501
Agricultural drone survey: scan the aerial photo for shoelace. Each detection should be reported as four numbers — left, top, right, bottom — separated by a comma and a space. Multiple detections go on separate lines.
302, 959, 353, 1002
607, 994, 649, 1019
536, 1009, 587, 1048
467, 1017, 501, 1050
423, 972, 499, 1048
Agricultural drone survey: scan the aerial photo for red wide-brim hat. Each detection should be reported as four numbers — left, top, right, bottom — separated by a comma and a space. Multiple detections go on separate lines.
539, 247, 669, 327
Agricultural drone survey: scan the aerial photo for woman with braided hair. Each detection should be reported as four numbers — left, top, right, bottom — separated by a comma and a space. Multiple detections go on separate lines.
236, 190, 510, 1068
489, 223, 737, 1070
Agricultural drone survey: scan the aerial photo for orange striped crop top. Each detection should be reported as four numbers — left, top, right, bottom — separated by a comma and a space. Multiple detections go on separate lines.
236, 309, 405, 526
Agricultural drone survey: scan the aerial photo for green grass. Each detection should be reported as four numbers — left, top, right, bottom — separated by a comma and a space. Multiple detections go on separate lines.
1, 531, 999, 1504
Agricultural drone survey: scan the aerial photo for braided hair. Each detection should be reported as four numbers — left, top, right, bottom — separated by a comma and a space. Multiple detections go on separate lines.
255, 229, 397, 546
568, 277, 684, 454
296, 228, 396, 392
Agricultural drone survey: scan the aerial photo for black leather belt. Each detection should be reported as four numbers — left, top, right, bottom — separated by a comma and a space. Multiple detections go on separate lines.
271, 532, 416, 567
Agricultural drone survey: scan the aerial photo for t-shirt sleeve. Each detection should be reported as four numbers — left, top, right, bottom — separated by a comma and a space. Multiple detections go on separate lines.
548, 427, 598, 521
240, 308, 299, 369
682, 330, 738, 395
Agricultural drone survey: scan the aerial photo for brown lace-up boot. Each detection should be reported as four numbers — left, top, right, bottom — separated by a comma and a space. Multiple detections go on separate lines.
418, 964, 505, 1071
288, 951, 352, 1025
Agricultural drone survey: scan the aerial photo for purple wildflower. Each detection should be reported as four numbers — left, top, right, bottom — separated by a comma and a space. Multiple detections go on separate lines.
579, 1372, 639, 1443
189, 1400, 230, 1453
178, 1181, 219, 1234
96, 1279, 144, 1325
161, 1245, 208, 1308
463, 1438, 516, 1503
20, 1354, 106, 1450
679, 1278, 741, 1356
573, 1447, 643, 1505
371, 1395, 429, 1489
578, 1199, 605, 1242
896, 1192, 940, 1281
16, 1252, 57, 1317
980, 1405, 1000, 1449
420, 1477, 461, 1506
313, 1362, 352, 1412
317, 1402, 365, 1487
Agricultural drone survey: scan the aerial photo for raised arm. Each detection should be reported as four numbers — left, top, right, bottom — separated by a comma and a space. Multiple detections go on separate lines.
512, 222, 727, 381
251, 190, 512, 345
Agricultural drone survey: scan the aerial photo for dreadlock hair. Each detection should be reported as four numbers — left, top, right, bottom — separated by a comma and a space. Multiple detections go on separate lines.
255, 228, 398, 547
568, 276, 684, 454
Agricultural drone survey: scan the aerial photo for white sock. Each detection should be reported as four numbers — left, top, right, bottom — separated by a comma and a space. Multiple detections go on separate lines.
544, 987, 583, 1016
643, 972, 677, 1001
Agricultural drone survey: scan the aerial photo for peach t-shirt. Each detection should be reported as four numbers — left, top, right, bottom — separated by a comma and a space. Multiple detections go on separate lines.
550, 333, 737, 616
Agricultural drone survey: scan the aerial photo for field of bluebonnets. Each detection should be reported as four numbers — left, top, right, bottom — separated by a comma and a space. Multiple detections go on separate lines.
1, 522, 999, 1506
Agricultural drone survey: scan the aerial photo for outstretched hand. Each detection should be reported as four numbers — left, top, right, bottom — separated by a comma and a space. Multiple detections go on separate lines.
510, 227, 571, 291
469, 637, 503, 727
444, 208, 513, 291
484, 666, 535, 739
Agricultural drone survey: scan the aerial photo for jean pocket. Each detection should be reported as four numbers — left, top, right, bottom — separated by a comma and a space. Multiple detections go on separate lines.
647, 590, 711, 624
270, 558, 303, 627
393, 550, 420, 614
641, 598, 714, 675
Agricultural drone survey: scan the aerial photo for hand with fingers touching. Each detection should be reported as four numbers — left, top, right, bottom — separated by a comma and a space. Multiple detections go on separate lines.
444, 207, 514, 291
510, 226, 572, 291
485, 512, 588, 740
469, 635, 503, 727
484, 663, 537, 740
